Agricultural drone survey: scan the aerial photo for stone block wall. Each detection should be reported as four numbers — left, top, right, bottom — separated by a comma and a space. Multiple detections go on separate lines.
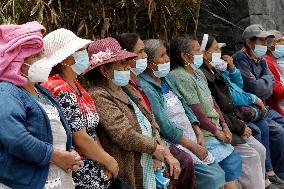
197, 0, 284, 54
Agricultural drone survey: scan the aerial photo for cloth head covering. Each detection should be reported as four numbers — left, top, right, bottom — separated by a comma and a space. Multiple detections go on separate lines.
0, 21, 45, 86
200, 34, 226, 51
84, 37, 137, 74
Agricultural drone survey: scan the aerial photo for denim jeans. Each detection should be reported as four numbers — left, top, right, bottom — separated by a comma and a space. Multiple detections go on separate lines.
266, 108, 284, 179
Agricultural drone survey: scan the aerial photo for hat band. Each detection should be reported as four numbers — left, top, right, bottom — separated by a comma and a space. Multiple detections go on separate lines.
91, 48, 126, 64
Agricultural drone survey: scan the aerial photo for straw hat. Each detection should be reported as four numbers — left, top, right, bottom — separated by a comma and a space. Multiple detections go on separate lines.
35, 28, 92, 67
84, 37, 137, 74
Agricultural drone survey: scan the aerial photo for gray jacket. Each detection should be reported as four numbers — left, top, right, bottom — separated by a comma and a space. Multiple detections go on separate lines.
233, 49, 275, 99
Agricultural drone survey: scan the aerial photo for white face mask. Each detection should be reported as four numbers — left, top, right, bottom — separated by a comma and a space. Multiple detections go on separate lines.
22, 61, 52, 83
209, 52, 228, 71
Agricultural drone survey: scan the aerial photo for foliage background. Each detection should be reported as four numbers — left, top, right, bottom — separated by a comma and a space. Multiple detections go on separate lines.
0, 0, 212, 43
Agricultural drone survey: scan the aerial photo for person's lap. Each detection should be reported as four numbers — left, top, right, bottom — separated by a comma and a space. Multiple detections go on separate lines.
195, 162, 225, 189
234, 137, 265, 189
218, 150, 242, 182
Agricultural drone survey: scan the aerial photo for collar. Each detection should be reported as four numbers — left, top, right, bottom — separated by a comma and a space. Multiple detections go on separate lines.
241, 47, 263, 64
200, 64, 216, 82
95, 81, 130, 104
139, 72, 162, 89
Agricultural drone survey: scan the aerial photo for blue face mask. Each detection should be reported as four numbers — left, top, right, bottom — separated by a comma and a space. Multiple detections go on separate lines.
71, 49, 90, 75
192, 54, 203, 69
155, 168, 170, 189
153, 61, 171, 78
131, 58, 147, 75
273, 45, 284, 59
112, 70, 130, 86
252, 45, 267, 58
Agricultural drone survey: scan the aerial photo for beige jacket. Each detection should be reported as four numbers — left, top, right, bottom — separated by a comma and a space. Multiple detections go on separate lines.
89, 83, 161, 189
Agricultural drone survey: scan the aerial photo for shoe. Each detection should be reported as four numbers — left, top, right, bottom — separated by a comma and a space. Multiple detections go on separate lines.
266, 183, 280, 189
269, 175, 284, 189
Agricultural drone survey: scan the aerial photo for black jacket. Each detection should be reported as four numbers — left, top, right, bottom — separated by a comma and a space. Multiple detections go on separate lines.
200, 65, 246, 145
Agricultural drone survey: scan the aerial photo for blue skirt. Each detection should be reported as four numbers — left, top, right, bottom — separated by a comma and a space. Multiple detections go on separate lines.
195, 162, 226, 189
219, 150, 243, 182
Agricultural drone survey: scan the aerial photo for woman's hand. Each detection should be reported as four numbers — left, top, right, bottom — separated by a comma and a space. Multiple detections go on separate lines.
153, 144, 166, 161
164, 154, 181, 179
222, 55, 234, 69
255, 98, 266, 111
153, 159, 163, 171
242, 125, 252, 137
102, 155, 119, 179
50, 150, 82, 173
196, 132, 206, 147
192, 124, 205, 147
214, 130, 227, 142
192, 144, 208, 160
220, 122, 232, 144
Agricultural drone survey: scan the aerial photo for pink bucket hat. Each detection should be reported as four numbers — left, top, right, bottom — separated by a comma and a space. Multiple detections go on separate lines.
0, 21, 45, 86
84, 37, 137, 74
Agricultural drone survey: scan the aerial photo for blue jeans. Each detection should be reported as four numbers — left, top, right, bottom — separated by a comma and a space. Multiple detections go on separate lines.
247, 120, 272, 172
266, 108, 284, 179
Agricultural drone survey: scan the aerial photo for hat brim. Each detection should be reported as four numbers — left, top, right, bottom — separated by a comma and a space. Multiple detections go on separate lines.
83, 49, 137, 75
36, 38, 92, 68
218, 43, 226, 48
255, 31, 275, 38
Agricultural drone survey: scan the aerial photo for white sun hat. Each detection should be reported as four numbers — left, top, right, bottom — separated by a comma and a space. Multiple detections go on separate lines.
36, 28, 92, 68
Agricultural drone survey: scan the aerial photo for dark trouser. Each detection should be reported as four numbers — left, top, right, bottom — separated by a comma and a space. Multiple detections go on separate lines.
266, 108, 284, 180
169, 145, 197, 189
248, 107, 284, 180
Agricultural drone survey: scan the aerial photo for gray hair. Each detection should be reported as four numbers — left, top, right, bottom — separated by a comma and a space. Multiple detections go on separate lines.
143, 39, 163, 64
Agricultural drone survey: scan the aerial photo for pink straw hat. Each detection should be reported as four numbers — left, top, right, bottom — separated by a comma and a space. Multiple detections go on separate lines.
84, 37, 137, 74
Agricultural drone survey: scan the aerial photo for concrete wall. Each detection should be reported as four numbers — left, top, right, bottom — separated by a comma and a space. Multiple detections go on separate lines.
197, 0, 284, 54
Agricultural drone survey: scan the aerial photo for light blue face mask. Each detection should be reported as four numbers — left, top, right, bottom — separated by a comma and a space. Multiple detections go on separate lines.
71, 49, 90, 75
153, 61, 171, 78
252, 45, 267, 58
273, 45, 284, 59
131, 58, 147, 75
112, 70, 130, 86
192, 54, 204, 69
155, 168, 170, 189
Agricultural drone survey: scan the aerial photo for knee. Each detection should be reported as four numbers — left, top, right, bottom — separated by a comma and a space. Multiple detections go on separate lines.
270, 124, 284, 138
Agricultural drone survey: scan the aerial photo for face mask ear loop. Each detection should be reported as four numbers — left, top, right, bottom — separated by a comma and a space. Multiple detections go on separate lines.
20, 72, 28, 78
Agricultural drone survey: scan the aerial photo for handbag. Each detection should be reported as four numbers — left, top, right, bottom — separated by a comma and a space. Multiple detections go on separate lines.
237, 105, 267, 122
108, 177, 132, 189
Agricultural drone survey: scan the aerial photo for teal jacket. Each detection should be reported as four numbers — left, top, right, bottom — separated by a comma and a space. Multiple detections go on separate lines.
137, 72, 199, 144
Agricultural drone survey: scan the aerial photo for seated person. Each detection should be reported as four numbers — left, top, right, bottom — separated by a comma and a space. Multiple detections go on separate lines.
233, 24, 284, 185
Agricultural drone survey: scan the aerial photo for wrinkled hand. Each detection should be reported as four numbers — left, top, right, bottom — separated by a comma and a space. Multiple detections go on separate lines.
196, 133, 206, 147
255, 98, 266, 111
153, 159, 163, 171
221, 122, 232, 144
165, 154, 181, 179
214, 130, 227, 142
153, 144, 166, 161
222, 55, 234, 68
242, 125, 252, 137
51, 150, 82, 173
193, 144, 208, 160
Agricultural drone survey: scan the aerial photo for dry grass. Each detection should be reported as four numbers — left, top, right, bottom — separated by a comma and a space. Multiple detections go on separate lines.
0, 0, 205, 41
